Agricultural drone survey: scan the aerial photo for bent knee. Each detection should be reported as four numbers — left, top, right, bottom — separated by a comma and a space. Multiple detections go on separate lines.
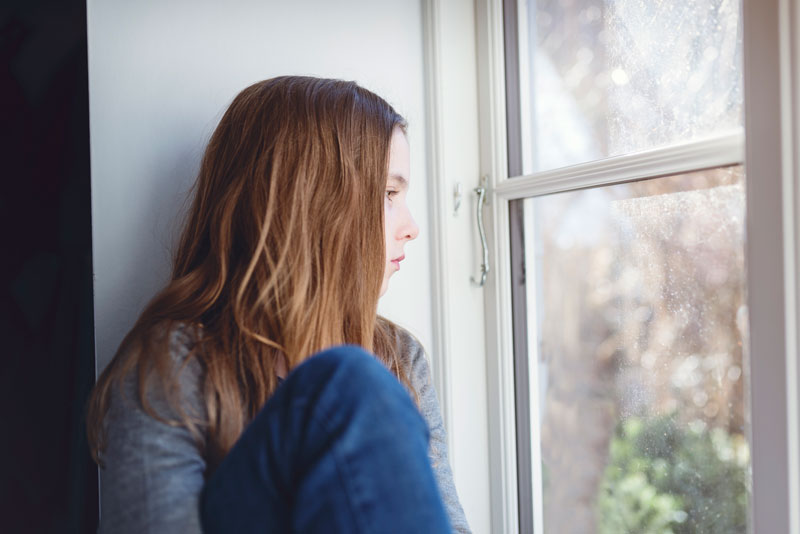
304, 345, 393, 387
282, 345, 426, 440
292, 345, 412, 407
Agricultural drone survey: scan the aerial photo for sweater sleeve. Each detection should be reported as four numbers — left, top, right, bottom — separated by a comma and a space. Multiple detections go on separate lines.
98, 328, 207, 534
407, 338, 472, 534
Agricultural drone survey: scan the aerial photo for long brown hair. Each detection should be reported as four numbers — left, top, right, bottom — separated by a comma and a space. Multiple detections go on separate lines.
86, 76, 415, 471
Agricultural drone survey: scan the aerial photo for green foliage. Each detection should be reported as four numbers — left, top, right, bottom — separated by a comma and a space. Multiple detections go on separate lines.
597, 415, 749, 534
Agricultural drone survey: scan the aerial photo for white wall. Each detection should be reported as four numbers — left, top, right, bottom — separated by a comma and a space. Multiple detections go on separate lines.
87, 0, 433, 373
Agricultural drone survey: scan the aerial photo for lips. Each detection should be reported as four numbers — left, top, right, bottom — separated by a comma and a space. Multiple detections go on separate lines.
390, 254, 405, 270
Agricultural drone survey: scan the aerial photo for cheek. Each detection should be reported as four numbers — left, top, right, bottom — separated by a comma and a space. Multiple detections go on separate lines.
383, 204, 393, 245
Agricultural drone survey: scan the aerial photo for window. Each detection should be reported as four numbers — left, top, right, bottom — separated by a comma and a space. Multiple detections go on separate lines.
471, 0, 799, 532
426, 1, 797, 531
519, 166, 749, 533
515, 0, 743, 174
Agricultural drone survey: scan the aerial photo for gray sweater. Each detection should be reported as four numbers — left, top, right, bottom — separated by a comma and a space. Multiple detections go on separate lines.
99, 325, 471, 533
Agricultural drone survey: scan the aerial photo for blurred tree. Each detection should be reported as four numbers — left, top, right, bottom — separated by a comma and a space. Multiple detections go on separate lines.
598, 415, 749, 534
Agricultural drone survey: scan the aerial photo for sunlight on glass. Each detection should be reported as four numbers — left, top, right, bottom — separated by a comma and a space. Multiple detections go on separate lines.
523, 166, 750, 533
518, 0, 743, 173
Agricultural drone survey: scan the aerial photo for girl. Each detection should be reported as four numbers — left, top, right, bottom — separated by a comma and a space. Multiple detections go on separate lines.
87, 76, 471, 533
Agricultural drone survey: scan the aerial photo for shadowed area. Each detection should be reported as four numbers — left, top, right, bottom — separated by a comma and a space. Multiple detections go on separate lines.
0, 0, 98, 531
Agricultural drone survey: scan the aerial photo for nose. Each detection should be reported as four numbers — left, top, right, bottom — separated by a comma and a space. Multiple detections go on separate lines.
399, 207, 419, 242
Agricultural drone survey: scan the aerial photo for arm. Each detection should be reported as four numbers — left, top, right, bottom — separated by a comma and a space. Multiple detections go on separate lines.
99, 333, 206, 534
407, 340, 473, 534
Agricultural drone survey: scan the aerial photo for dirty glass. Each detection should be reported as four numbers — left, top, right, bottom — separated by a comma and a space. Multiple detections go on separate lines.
523, 166, 751, 533
516, 0, 743, 174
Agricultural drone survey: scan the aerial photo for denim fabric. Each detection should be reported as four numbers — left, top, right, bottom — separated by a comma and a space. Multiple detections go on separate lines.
200, 345, 452, 533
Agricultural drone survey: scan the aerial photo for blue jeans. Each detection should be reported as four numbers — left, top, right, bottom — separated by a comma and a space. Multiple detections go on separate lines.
200, 345, 452, 533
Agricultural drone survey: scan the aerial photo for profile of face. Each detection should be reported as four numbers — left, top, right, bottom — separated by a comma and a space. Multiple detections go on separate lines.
380, 127, 420, 297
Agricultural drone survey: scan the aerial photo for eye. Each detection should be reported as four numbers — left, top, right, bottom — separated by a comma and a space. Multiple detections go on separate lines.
385, 189, 398, 200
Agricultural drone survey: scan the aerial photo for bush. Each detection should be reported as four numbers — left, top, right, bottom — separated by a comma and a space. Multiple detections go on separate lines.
597, 415, 749, 533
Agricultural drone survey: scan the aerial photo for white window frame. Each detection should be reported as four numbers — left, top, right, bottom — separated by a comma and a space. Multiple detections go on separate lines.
422, 0, 493, 531
468, 0, 800, 532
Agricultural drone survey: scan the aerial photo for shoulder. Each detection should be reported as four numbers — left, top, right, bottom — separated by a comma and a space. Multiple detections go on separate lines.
109, 321, 206, 422
167, 321, 202, 357
390, 324, 433, 390
392, 323, 424, 357
165, 322, 205, 383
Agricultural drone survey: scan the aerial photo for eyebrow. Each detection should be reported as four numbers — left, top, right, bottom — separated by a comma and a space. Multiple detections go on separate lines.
388, 173, 409, 187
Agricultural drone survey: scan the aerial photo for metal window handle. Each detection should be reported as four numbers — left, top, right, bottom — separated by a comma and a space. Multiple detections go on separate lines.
471, 176, 490, 287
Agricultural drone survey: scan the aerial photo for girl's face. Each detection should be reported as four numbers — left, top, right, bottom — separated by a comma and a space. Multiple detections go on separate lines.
380, 127, 419, 297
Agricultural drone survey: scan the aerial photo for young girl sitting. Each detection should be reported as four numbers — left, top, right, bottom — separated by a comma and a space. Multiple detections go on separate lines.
87, 76, 471, 534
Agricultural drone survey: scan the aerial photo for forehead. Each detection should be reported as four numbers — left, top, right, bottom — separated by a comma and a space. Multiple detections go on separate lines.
388, 128, 410, 186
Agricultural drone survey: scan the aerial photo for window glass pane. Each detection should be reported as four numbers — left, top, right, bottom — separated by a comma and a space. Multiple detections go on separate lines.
522, 166, 750, 532
516, 0, 743, 174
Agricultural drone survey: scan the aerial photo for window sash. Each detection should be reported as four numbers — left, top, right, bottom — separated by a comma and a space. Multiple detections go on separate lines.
496, 130, 744, 200
501, 138, 747, 533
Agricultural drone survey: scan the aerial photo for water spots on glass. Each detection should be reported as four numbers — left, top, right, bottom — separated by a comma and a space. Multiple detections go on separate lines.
521, 0, 743, 173
527, 166, 749, 532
